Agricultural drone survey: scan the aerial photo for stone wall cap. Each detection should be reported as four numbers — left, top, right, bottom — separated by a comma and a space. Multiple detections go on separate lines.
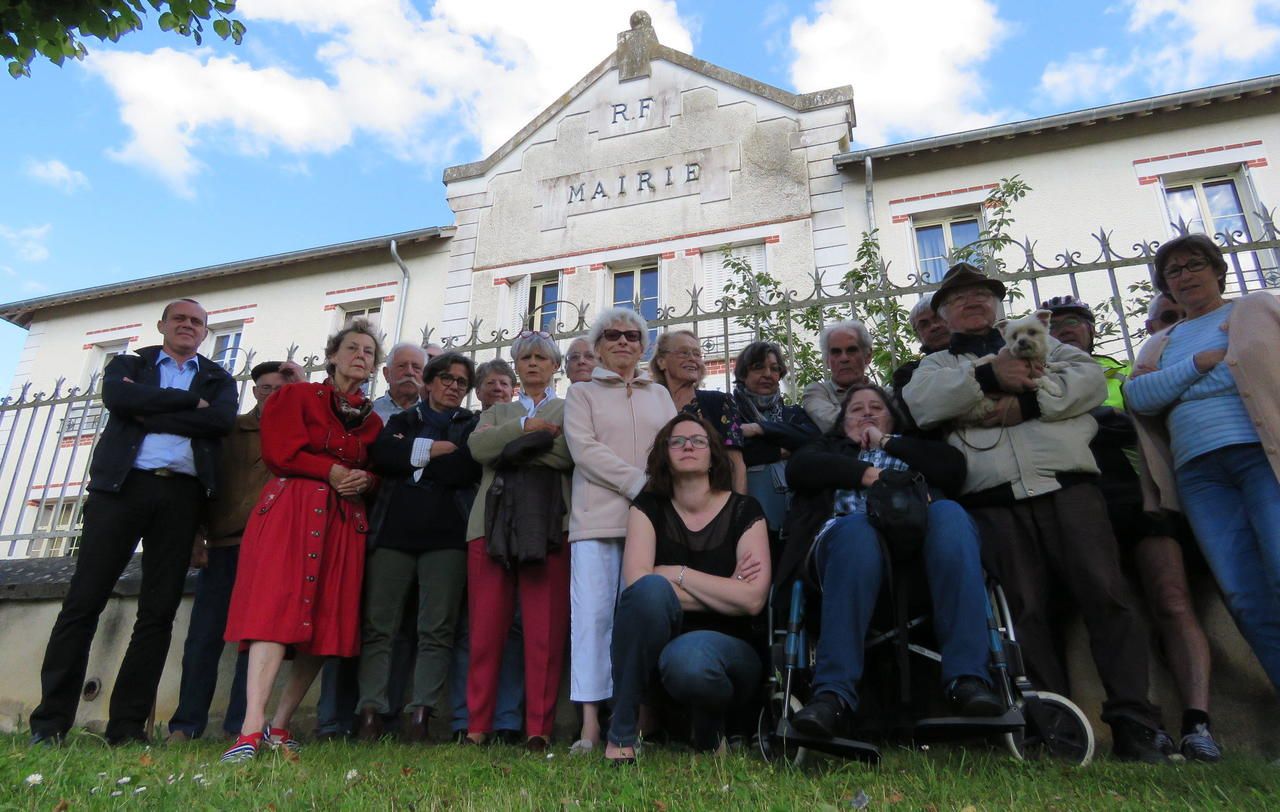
0, 555, 197, 602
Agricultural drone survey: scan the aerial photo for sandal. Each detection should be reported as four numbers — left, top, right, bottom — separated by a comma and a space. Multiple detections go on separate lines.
220, 732, 263, 763
265, 726, 301, 753
605, 742, 637, 766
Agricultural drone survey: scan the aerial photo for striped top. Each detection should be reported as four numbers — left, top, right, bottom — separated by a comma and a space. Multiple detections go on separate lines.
1125, 301, 1259, 469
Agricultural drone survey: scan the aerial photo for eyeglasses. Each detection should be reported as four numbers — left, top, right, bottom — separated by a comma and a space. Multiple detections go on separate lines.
566, 352, 597, 363
435, 372, 470, 390
668, 348, 703, 361
667, 434, 710, 449
601, 329, 643, 343
1050, 316, 1088, 329
1162, 257, 1210, 281
517, 330, 551, 339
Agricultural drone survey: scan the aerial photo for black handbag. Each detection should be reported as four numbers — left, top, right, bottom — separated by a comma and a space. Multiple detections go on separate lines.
865, 468, 931, 557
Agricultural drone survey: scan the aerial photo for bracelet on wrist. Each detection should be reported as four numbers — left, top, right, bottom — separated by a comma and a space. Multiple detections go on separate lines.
677, 565, 687, 588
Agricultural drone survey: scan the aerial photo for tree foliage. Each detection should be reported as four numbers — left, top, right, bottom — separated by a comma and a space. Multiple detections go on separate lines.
721, 176, 1035, 397
0, 0, 245, 78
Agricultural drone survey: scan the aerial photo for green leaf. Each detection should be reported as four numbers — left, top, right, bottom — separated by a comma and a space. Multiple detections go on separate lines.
9, 60, 27, 78
158, 11, 178, 31
213, 18, 230, 38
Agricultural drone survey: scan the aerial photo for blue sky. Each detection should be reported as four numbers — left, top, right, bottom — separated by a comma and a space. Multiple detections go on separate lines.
4, 0, 1280, 389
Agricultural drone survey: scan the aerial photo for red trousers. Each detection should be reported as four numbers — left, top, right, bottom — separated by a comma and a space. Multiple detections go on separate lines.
466, 536, 570, 738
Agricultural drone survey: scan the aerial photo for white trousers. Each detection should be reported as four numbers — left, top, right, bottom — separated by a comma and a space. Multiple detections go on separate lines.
569, 537, 624, 702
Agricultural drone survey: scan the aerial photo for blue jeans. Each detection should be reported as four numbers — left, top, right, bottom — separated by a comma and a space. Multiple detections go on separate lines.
449, 605, 525, 733
168, 545, 247, 738
812, 501, 990, 712
1176, 443, 1280, 691
608, 574, 761, 749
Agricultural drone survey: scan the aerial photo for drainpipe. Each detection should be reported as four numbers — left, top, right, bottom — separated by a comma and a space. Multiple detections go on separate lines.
864, 155, 877, 232
388, 239, 411, 344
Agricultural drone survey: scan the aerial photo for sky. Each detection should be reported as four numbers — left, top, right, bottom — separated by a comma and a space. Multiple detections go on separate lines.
4, 0, 1280, 390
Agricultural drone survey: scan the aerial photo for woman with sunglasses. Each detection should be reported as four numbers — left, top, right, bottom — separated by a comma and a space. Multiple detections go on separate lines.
353, 352, 483, 743
651, 330, 748, 493
1128, 233, 1280, 698
564, 308, 676, 753
605, 414, 769, 764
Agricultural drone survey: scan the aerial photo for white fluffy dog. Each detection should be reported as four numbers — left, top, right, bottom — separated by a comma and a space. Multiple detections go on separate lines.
962, 309, 1063, 424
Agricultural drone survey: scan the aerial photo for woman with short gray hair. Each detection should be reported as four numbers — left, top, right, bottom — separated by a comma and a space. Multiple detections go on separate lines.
564, 307, 676, 752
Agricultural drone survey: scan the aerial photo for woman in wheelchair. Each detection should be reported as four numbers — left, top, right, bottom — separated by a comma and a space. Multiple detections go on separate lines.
782, 384, 1003, 739
605, 414, 771, 764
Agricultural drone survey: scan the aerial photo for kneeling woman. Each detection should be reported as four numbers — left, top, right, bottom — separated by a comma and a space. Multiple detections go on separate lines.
606, 414, 770, 764
782, 384, 1001, 738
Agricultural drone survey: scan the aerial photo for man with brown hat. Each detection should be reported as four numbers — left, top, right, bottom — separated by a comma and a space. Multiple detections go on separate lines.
904, 263, 1173, 763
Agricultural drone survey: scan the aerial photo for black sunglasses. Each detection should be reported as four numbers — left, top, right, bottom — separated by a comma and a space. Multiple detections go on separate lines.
601, 329, 643, 343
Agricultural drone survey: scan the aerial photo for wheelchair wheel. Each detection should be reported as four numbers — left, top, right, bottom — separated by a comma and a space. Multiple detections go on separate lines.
1004, 690, 1094, 766
757, 691, 808, 767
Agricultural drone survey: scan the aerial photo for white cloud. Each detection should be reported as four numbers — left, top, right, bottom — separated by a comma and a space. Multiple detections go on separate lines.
89, 1, 693, 195
788, 0, 1011, 147
24, 159, 90, 194
1038, 1, 1280, 107
0, 224, 52, 262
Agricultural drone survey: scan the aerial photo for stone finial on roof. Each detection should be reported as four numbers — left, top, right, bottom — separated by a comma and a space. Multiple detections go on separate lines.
618, 9, 658, 82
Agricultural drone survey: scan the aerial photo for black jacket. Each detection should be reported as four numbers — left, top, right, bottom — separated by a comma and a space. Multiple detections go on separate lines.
776, 433, 966, 588
732, 390, 820, 467
90, 345, 238, 497
368, 404, 482, 553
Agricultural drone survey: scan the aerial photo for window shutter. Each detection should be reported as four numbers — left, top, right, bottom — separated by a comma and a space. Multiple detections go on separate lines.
508, 275, 531, 332
700, 244, 765, 356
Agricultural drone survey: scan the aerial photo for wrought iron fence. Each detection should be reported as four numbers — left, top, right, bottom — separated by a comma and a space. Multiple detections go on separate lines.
2, 223, 1277, 559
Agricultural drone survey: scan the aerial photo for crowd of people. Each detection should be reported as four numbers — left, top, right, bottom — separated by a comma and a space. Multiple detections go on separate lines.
25, 234, 1280, 767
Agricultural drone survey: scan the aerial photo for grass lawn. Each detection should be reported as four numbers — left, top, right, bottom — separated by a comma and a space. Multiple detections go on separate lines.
3, 733, 1277, 810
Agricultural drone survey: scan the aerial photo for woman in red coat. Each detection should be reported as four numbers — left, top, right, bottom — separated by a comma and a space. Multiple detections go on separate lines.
221, 320, 384, 762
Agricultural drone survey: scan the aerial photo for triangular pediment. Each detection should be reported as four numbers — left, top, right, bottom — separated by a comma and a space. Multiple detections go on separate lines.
442, 10, 854, 185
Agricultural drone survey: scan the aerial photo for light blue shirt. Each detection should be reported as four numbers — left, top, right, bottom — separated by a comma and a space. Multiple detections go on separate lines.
1125, 302, 1260, 469
133, 350, 199, 475
517, 387, 557, 426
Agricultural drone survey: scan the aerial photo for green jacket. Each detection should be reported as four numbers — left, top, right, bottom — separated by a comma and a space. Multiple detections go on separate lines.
1094, 353, 1131, 411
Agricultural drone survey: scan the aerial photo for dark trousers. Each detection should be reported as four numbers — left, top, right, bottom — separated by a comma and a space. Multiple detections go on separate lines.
971, 483, 1161, 727
608, 574, 760, 750
316, 657, 360, 737
167, 544, 248, 738
30, 470, 204, 740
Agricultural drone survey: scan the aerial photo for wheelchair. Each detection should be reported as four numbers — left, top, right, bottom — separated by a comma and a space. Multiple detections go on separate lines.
757, 531, 1095, 767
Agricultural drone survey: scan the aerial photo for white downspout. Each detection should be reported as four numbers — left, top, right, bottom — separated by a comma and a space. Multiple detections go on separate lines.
388, 239, 411, 344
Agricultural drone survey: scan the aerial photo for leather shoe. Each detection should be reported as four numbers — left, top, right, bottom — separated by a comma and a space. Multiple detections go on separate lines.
946, 677, 1005, 717
525, 735, 549, 753
404, 708, 430, 743
355, 706, 385, 742
791, 692, 850, 739
1112, 717, 1174, 764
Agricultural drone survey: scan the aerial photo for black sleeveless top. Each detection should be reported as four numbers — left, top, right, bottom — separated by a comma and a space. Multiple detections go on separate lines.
632, 491, 765, 640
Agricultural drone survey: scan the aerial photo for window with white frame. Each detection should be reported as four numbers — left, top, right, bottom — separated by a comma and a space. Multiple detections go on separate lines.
209, 325, 243, 373
342, 302, 382, 329
700, 244, 764, 358
611, 263, 660, 353
28, 501, 83, 558
527, 275, 560, 333
1163, 174, 1265, 290
913, 213, 982, 283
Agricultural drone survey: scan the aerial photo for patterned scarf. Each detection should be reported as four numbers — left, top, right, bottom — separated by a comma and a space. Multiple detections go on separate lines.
733, 382, 784, 423
328, 381, 374, 429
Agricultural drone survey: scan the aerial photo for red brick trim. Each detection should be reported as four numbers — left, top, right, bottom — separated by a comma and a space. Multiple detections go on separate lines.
382, 295, 396, 302
324, 281, 399, 296
323, 304, 338, 311
1247, 158, 1269, 168
473, 213, 812, 273
590, 263, 605, 271
58, 436, 94, 448
242, 317, 256, 324
563, 267, 577, 275
660, 251, 676, 260
31, 480, 85, 490
85, 323, 141, 336
684, 248, 701, 257
764, 235, 781, 244
208, 303, 257, 315
1132, 141, 1263, 165
891, 214, 910, 224
887, 183, 997, 206
1138, 176, 1160, 186
492, 277, 507, 286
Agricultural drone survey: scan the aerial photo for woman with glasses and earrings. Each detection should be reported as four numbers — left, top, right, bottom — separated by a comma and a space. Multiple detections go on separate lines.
563, 307, 676, 753
353, 352, 483, 744
463, 331, 573, 751
651, 329, 748, 493
221, 320, 384, 763
731, 341, 820, 556
605, 414, 769, 764
1127, 233, 1280, 705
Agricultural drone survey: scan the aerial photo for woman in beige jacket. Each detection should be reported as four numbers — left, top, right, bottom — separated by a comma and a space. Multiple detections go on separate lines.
563, 307, 676, 753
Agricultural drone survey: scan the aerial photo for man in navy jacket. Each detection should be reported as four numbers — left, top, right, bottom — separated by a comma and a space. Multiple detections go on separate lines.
30, 298, 237, 746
